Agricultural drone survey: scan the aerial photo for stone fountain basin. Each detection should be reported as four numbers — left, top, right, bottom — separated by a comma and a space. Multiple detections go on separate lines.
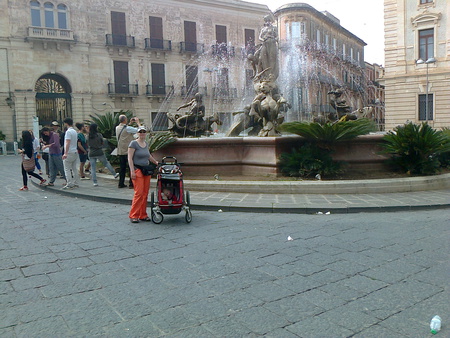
153, 134, 450, 193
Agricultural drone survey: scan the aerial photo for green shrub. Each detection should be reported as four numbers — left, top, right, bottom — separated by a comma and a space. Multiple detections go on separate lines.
0, 130, 5, 141
382, 122, 450, 175
279, 143, 343, 178
279, 118, 376, 148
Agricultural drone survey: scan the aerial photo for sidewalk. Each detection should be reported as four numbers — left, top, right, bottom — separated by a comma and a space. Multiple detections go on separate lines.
33, 170, 450, 214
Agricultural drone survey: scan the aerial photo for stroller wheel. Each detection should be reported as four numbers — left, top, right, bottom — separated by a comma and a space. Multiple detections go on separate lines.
185, 209, 192, 223
151, 211, 164, 224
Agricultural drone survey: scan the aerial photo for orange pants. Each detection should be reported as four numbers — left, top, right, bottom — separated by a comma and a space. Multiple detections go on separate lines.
129, 169, 151, 219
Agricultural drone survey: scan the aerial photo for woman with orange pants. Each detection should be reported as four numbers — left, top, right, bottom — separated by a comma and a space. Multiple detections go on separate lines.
127, 126, 158, 223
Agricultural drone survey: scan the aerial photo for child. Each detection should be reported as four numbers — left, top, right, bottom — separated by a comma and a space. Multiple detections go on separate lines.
161, 188, 173, 204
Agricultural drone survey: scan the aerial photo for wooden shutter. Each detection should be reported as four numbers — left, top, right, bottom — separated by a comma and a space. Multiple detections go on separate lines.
111, 11, 126, 45
184, 21, 197, 52
113, 61, 129, 94
185, 65, 198, 96
149, 16, 163, 49
216, 25, 227, 44
151, 64, 166, 95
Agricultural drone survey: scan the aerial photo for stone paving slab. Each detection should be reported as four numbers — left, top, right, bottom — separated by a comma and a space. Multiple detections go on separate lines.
1, 155, 449, 337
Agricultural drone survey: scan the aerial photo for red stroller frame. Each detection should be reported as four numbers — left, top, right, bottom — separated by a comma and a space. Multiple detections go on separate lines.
150, 156, 192, 223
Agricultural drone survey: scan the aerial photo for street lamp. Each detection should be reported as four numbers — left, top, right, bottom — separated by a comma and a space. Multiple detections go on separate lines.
416, 57, 436, 123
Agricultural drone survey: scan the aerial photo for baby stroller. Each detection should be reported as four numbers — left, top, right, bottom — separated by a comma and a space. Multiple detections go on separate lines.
150, 156, 192, 224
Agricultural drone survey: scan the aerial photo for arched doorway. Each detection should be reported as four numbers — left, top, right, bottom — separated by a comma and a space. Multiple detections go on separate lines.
35, 74, 72, 126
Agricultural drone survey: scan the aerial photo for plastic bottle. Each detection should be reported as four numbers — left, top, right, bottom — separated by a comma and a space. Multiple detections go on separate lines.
430, 315, 441, 334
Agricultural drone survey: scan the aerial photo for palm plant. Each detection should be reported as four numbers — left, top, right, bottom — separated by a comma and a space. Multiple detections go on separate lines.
279, 118, 376, 148
382, 122, 450, 175
147, 131, 176, 152
86, 110, 133, 139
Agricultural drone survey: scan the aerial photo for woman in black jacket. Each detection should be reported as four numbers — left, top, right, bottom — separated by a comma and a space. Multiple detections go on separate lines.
19, 130, 46, 190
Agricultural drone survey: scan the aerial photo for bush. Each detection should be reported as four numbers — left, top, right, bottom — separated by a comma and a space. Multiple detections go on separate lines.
382, 122, 450, 175
0, 130, 5, 141
279, 118, 376, 148
279, 143, 343, 178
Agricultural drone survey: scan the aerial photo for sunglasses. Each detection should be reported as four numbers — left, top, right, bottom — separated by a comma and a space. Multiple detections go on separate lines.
138, 130, 147, 133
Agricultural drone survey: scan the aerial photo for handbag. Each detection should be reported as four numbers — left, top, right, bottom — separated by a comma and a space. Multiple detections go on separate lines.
22, 154, 36, 172
111, 125, 127, 156
135, 163, 156, 176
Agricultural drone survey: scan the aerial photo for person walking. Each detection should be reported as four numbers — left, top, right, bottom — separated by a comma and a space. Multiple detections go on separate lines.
18, 130, 46, 190
75, 122, 89, 179
62, 117, 80, 189
30, 130, 43, 175
41, 127, 66, 186
128, 126, 158, 223
116, 114, 140, 189
87, 123, 119, 186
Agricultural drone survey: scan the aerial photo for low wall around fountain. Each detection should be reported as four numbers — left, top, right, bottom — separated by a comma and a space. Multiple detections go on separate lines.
153, 134, 390, 178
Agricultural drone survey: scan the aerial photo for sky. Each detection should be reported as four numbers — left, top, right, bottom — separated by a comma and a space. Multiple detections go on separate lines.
245, 0, 385, 65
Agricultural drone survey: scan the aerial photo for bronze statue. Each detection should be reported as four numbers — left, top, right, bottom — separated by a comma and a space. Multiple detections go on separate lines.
167, 93, 222, 137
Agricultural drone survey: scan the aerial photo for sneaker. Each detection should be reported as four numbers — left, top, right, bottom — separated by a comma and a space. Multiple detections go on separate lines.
47, 182, 54, 186
93, 183, 98, 187
81, 176, 90, 180
62, 185, 73, 190
19, 186, 28, 191
114, 173, 119, 179
118, 185, 126, 188
73, 184, 79, 188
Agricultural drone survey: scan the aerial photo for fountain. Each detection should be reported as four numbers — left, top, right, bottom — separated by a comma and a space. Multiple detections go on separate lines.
152, 15, 388, 178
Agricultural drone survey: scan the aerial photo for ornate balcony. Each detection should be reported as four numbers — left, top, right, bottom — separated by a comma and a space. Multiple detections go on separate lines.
211, 43, 235, 58
179, 42, 204, 54
107, 83, 139, 96
180, 86, 207, 98
146, 84, 174, 96
27, 27, 74, 40
144, 38, 172, 51
213, 87, 237, 99
105, 34, 135, 48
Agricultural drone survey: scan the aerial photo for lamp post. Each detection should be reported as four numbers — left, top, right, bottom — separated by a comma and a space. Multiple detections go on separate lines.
416, 57, 436, 123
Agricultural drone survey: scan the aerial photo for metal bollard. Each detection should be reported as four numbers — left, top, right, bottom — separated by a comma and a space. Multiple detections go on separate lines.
14, 141, 18, 155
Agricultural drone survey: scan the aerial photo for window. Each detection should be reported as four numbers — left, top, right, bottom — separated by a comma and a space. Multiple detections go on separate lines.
31, 1, 41, 26
342, 43, 346, 57
244, 29, 255, 54
418, 94, 433, 120
184, 21, 197, 52
149, 16, 163, 49
333, 38, 337, 51
286, 22, 305, 44
111, 11, 127, 45
113, 61, 129, 94
57, 4, 67, 29
350, 48, 354, 61
30, 1, 68, 29
151, 64, 166, 95
420, 0, 433, 4
44, 2, 54, 28
185, 65, 198, 96
419, 28, 434, 60
216, 25, 227, 44
316, 30, 321, 44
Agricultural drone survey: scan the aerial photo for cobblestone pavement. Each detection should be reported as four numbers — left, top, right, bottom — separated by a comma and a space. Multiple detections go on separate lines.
0, 156, 449, 337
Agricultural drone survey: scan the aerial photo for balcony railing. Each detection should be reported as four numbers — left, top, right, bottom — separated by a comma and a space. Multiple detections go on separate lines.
179, 42, 204, 54
144, 38, 172, 51
105, 34, 135, 47
213, 87, 237, 99
146, 84, 174, 96
181, 86, 207, 98
107, 83, 139, 96
28, 27, 74, 40
211, 44, 235, 58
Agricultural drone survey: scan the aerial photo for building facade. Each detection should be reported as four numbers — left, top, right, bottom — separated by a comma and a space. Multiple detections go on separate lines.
274, 3, 368, 123
0, 0, 269, 141
383, 0, 450, 130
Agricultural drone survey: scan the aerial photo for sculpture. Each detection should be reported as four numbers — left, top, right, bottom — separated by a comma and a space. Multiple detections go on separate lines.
167, 93, 222, 137
226, 14, 288, 137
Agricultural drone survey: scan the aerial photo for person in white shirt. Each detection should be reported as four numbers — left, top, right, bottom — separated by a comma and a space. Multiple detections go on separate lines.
62, 117, 81, 189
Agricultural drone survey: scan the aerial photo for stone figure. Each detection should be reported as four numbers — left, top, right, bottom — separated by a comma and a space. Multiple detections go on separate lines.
257, 15, 279, 81
225, 105, 262, 137
167, 93, 222, 137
